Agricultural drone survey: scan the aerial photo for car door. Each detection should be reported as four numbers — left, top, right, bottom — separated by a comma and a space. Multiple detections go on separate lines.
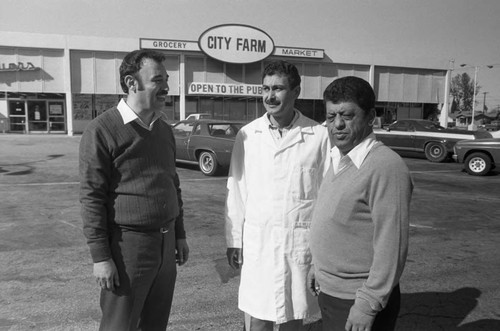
172, 122, 195, 161
377, 121, 415, 151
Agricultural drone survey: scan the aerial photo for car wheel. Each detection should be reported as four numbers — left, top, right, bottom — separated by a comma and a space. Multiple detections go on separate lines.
424, 142, 447, 162
464, 152, 492, 176
198, 151, 219, 176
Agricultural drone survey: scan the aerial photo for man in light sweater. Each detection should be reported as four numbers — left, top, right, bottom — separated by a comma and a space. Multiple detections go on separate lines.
79, 49, 189, 330
308, 76, 413, 331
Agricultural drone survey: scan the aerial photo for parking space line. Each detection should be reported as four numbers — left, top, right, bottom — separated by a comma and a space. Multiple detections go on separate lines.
410, 223, 435, 229
182, 177, 228, 182
410, 170, 458, 174
57, 219, 80, 229
0, 178, 227, 187
0, 181, 79, 187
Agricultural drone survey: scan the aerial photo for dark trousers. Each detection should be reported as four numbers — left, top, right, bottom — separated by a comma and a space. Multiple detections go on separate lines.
318, 285, 401, 331
99, 223, 177, 331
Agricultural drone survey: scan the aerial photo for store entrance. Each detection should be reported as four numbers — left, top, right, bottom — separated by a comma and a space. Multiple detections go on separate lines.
27, 101, 48, 132
8, 99, 66, 133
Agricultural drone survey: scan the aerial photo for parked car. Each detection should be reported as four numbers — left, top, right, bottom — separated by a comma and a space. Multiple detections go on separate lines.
185, 113, 212, 121
172, 120, 244, 175
484, 120, 500, 131
167, 113, 213, 126
491, 130, 500, 138
374, 119, 492, 162
453, 138, 500, 176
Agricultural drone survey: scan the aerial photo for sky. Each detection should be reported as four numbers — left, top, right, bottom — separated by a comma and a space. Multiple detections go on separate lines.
1, 0, 500, 109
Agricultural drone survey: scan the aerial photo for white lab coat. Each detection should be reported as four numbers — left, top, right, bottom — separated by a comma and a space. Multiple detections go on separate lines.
225, 112, 331, 323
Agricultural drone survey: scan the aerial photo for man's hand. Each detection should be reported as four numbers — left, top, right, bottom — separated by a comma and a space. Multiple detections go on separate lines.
345, 305, 376, 331
176, 239, 189, 266
93, 259, 119, 291
307, 267, 320, 296
226, 247, 242, 269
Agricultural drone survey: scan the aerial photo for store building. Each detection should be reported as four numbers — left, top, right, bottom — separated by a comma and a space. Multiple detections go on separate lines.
0, 26, 449, 135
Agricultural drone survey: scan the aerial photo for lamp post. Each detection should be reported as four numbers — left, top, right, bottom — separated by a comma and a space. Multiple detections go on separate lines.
460, 64, 499, 130
439, 59, 455, 128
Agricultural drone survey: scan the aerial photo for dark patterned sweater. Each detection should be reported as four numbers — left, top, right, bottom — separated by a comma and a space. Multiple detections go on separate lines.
79, 107, 185, 262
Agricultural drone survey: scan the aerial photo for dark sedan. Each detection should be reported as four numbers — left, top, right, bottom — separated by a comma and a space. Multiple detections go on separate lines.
374, 119, 492, 162
172, 119, 244, 175
453, 138, 500, 176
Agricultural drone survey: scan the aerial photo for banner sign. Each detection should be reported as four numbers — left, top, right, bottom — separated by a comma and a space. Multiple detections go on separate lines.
140, 38, 200, 51
188, 82, 263, 96
198, 24, 274, 64
274, 46, 324, 59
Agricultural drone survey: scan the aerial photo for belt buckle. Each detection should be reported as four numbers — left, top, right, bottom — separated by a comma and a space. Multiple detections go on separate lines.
160, 226, 169, 233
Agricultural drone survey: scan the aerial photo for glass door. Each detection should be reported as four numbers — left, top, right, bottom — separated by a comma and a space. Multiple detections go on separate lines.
8, 100, 27, 132
47, 101, 66, 133
27, 101, 48, 132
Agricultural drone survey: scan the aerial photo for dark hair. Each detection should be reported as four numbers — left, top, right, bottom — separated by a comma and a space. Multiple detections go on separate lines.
262, 60, 301, 89
323, 76, 375, 112
119, 49, 166, 93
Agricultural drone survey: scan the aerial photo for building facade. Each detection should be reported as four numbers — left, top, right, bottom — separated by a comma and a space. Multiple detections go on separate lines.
0, 27, 448, 135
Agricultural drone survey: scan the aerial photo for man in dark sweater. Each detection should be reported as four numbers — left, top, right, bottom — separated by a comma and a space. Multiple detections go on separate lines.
79, 49, 189, 330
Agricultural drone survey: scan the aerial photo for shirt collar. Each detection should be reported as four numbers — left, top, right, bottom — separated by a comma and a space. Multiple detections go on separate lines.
117, 98, 163, 130
265, 109, 300, 129
331, 132, 377, 172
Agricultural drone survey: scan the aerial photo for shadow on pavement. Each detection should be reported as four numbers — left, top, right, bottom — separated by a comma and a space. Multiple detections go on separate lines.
399, 287, 500, 330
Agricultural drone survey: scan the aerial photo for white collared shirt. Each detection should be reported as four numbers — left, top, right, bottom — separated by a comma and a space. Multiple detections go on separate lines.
265, 109, 300, 144
116, 98, 163, 131
330, 133, 377, 174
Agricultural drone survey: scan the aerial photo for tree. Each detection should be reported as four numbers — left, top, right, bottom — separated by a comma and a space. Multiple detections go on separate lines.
450, 73, 481, 113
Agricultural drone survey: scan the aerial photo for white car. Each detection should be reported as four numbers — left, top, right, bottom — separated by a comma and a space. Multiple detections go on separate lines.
185, 113, 212, 121
490, 130, 500, 138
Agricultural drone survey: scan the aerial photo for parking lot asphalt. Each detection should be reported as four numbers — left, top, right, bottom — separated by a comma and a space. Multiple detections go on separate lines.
0, 133, 499, 331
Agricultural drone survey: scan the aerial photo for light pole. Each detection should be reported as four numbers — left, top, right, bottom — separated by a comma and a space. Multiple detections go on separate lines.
439, 59, 455, 128
460, 64, 499, 130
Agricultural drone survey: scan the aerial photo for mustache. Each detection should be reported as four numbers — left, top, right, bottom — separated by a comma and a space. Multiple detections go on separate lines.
265, 101, 280, 105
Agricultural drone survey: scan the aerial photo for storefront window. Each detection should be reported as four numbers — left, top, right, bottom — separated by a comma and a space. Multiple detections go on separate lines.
207, 58, 224, 83
6, 97, 66, 133
226, 63, 243, 84
162, 95, 178, 121
245, 62, 262, 85
95, 94, 120, 117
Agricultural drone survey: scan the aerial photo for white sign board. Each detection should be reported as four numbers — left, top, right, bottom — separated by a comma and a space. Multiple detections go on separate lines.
198, 24, 274, 64
274, 46, 324, 59
188, 82, 263, 96
140, 38, 200, 51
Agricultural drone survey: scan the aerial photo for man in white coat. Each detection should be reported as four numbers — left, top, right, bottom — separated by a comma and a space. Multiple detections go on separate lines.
225, 60, 331, 330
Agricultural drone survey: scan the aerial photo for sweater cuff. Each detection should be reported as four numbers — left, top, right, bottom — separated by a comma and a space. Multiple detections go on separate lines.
88, 240, 112, 263
353, 297, 378, 316
175, 215, 186, 239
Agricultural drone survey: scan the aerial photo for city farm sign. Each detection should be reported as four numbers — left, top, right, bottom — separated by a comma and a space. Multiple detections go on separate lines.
198, 24, 274, 64
140, 25, 324, 62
